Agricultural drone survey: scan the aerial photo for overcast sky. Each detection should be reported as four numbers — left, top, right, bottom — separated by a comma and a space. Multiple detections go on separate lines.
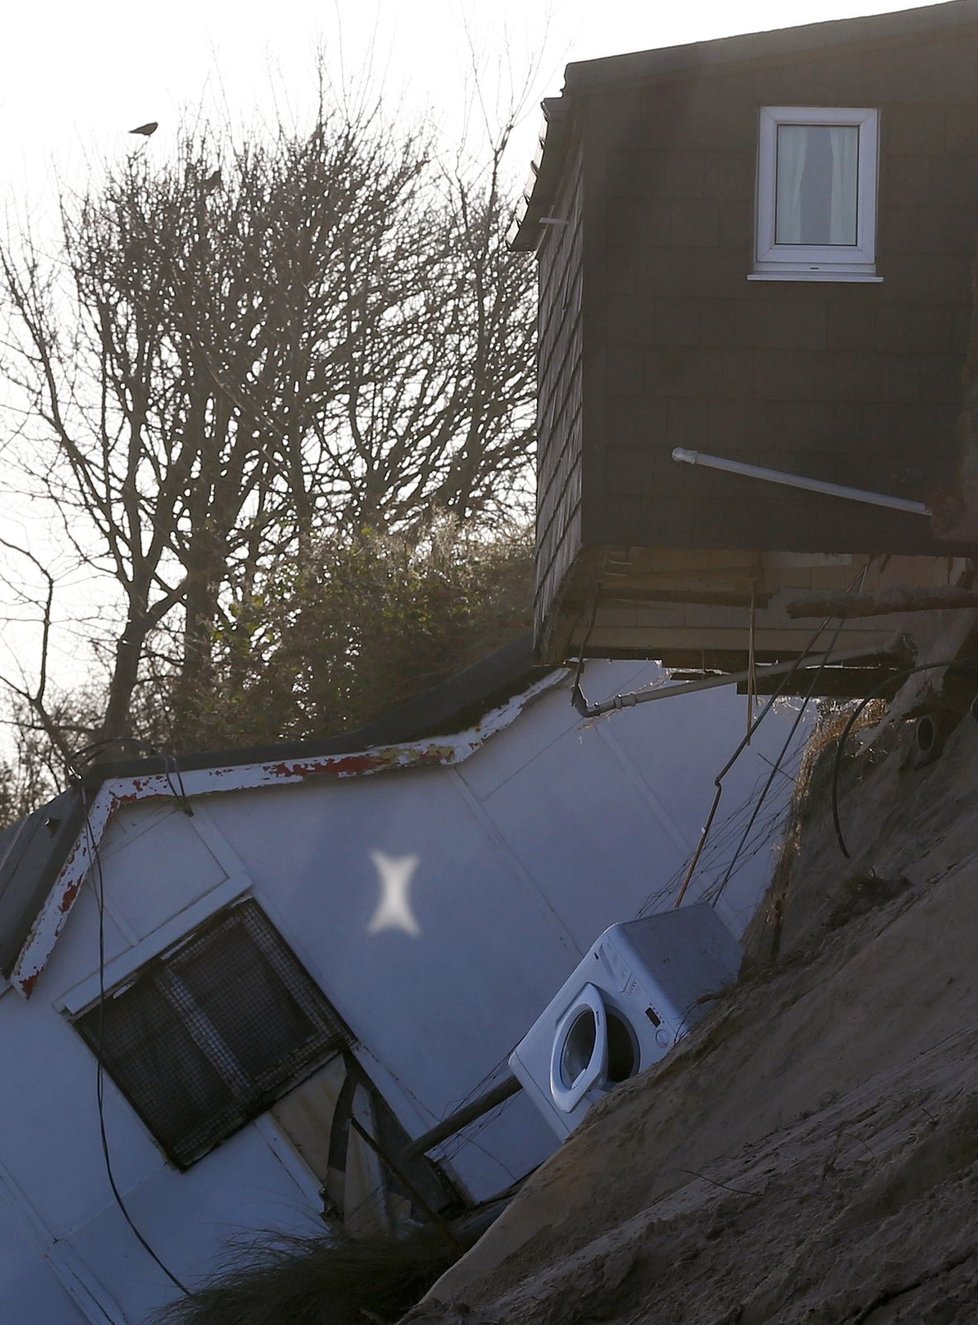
0, 0, 953, 710
0, 0, 952, 206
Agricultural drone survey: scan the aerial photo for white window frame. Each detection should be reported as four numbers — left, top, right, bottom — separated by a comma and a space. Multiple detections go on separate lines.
751, 105, 881, 283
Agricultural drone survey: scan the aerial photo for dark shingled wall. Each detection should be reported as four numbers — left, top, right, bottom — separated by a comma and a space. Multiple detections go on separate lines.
535, 143, 586, 642
576, 27, 978, 556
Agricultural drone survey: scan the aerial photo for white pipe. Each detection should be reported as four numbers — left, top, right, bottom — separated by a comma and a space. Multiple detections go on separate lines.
572, 644, 888, 717
672, 448, 931, 516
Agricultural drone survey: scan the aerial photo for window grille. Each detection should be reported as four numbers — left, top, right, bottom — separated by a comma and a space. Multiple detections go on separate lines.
74, 899, 350, 1168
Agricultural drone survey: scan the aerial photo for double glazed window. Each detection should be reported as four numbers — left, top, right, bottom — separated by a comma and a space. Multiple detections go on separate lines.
753, 106, 880, 280
74, 900, 349, 1168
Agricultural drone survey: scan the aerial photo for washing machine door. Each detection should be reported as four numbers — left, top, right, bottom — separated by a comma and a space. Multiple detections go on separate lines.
549, 983, 609, 1114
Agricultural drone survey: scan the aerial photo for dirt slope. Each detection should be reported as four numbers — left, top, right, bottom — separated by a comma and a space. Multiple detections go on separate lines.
407, 689, 978, 1324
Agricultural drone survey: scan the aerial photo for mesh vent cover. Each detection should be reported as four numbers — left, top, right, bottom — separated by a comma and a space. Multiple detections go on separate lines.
75, 900, 349, 1168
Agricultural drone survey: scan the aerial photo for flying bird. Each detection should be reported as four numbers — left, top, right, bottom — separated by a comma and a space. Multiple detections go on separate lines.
129, 121, 158, 137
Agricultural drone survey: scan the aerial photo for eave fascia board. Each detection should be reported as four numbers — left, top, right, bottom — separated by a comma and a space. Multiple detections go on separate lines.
562, 0, 975, 93
9, 669, 567, 999
509, 97, 573, 252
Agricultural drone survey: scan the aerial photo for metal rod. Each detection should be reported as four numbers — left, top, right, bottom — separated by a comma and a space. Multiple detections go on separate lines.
672, 447, 931, 516
403, 1075, 522, 1160
572, 645, 889, 719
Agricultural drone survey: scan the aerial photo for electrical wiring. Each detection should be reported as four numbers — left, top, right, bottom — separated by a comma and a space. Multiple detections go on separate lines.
671, 683, 807, 910
436, 1114, 522, 1187
831, 654, 978, 858
438, 1059, 512, 1120
632, 742, 804, 919
80, 784, 191, 1299
70, 736, 194, 816
673, 558, 875, 909
709, 649, 835, 909
699, 804, 795, 903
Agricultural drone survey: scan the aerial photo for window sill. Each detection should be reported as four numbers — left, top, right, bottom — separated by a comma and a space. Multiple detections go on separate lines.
748, 270, 883, 283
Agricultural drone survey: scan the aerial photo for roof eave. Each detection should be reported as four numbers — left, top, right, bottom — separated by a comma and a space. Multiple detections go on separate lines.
510, 0, 977, 255
562, 0, 975, 92
509, 97, 572, 253
7, 653, 566, 999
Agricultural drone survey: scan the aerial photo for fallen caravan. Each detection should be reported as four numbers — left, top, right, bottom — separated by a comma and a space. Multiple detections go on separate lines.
0, 637, 802, 1322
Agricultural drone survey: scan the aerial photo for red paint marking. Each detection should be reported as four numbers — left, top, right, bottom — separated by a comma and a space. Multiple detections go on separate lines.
59, 880, 81, 913
115, 787, 167, 805
268, 752, 391, 779
20, 972, 38, 998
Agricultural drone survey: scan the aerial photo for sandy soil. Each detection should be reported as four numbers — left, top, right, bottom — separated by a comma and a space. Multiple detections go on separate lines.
406, 680, 978, 1324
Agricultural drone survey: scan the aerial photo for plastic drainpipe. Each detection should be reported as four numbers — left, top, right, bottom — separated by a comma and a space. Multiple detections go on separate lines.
672, 448, 931, 516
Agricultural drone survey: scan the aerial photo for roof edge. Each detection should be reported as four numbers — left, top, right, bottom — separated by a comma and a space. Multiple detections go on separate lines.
563, 1, 973, 91
7, 651, 568, 998
81, 633, 543, 789
512, 0, 975, 252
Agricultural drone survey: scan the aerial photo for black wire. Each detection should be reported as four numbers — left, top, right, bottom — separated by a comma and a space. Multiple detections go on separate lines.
80, 785, 192, 1298
675, 559, 876, 909
710, 688, 816, 908
672, 658, 819, 909
70, 735, 150, 766
570, 592, 602, 712
159, 750, 194, 817
831, 654, 978, 859
70, 736, 194, 817
709, 597, 861, 908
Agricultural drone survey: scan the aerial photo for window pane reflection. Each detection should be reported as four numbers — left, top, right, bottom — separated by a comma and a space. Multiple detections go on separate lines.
775, 123, 859, 246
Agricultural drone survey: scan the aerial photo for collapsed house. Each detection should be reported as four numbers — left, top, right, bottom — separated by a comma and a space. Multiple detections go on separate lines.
0, 640, 798, 1323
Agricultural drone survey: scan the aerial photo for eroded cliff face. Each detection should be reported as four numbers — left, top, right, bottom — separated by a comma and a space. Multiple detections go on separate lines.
408, 664, 978, 1325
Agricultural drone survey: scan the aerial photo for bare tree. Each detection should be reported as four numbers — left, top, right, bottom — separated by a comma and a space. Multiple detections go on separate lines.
0, 93, 535, 777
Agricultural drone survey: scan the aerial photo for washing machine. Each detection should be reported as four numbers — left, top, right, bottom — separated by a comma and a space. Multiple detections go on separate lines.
508, 905, 741, 1138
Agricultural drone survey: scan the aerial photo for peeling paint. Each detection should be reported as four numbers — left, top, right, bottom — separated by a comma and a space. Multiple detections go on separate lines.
58, 880, 81, 913
269, 752, 395, 779
268, 743, 455, 781
10, 669, 568, 997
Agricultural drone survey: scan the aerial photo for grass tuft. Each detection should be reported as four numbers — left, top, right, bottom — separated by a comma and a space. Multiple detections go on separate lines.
153, 1229, 462, 1325
825, 873, 911, 930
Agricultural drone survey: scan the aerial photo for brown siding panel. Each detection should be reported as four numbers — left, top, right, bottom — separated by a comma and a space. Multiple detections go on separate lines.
577, 25, 978, 556
535, 144, 585, 645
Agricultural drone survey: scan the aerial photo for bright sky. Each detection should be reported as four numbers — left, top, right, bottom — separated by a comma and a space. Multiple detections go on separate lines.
0, 0, 953, 207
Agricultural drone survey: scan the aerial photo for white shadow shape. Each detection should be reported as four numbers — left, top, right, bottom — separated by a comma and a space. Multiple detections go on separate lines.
367, 850, 421, 937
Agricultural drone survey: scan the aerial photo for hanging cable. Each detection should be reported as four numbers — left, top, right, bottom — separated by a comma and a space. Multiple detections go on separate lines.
80, 784, 191, 1299
633, 744, 807, 920
710, 673, 826, 908
747, 580, 757, 739
569, 592, 602, 712
674, 559, 878, 909
709, 560, 875, 907
70, 736, 194, 816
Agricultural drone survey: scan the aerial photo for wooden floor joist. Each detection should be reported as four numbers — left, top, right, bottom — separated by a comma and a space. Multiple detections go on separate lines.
786, 585, 978, 620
